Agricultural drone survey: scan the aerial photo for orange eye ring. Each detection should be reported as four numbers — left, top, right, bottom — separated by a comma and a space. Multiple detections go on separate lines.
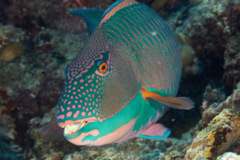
99, 62, 108, 73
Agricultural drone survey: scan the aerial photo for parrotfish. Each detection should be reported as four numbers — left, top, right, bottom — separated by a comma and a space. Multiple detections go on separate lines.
56, 0, 194, 146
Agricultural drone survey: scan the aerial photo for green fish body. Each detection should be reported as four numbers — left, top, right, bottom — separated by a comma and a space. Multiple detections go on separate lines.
56, 0, 194, 146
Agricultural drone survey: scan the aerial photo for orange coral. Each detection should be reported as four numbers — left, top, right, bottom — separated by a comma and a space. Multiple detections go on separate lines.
151, 0, 167, 10
0, 42, 25, 62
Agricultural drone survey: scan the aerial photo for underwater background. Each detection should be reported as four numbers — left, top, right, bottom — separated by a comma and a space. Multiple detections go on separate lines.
0, 0, 240, 159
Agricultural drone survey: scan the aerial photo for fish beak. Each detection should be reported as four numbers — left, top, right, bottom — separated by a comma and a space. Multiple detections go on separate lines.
63, 121, 88, 136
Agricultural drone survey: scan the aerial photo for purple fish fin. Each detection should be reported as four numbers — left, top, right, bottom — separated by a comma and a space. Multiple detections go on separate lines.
141, 88, 194, 110
138, 123, 171, 139
41, 119, 65, 141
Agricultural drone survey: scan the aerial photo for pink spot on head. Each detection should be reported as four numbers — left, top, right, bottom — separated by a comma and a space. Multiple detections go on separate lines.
81, 112, 86, 116
74, 100, 78, 103
96, 80, 98, 83
75, 96, 78, 99
66, 112, 72, 117
72, 105, 76, 109
81, 86, 84, 89
67, 95, 69, 97
67, 107, 71, 110
88, 103, 91, 106
86, 89, 89, 93
70, 96, 74, 99
68, 85, 72, 88
83, 106, 85, 109
57, 115, 65, 120
78, 94, 82, 97
80, 79, 84, 83
96, 113, 98, 116
78, 105, 81, 108
74, 81, 78, 85
74, 111, 80, 118
96, 99, 99, 102
73, 92, 76, 95
92, 94, 94, 98
90, 88, 92, 92
61, 106, 64, 112
84, 102, 87, 105
86, 108, 89, 111
67, 101, 71, 105
91, 84, 94, 87
94, 89, 96, 92
64, 99, 67, 103
92, 74, 95, 79
93, 101, 95, 105
82, 92, 86, 95
73, 87, 76, 90
85, 97, 88, 101
90, 98, 92, 101
80, 100, 83, 103
90, 107, 92, 110
96, 104, 98, 107
98, 83, 101, 86
68, 90, 71, 93
77, 89, 80, 92
88, 112, 92, 116
96, 85, 98, 88
85, 83, 88, 87
88, 80, 92, 83
88, 94, 91, 97
58, 110, 59, 113
97, 91, 99, 94
93, 110, 95, 113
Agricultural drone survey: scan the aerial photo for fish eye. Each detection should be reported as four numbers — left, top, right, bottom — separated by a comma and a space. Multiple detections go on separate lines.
98, 62, 108, 73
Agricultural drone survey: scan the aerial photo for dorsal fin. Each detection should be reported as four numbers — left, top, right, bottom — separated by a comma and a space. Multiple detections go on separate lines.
70, 9, 105, 36
99, 0, 138, 27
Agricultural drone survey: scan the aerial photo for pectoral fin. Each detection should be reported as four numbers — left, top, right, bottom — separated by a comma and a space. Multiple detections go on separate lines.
41, 119, 65, 141
141, 88, 194, 110
138, 123, 171, 139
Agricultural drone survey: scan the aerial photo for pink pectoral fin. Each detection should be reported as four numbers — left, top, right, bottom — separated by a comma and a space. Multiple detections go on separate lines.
138, 123, 171, 139
141, 88, 194, 110
141, 123, 168, 136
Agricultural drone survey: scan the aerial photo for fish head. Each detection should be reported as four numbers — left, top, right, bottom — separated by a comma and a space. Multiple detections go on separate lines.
57, 35, 139, 145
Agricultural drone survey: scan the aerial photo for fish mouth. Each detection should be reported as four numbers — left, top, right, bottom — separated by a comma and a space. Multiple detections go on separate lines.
63, 121, 88, 136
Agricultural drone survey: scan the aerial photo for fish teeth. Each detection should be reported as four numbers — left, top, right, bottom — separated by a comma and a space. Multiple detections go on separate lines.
64, 121, 87, 135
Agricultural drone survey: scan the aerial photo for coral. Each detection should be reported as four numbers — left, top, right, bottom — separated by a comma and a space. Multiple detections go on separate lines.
223, 34, 240, 88
27, 106, 79, 159
59, 136, 192, 159
168, 0, 240, 90
0, 42, 26, 62
174, 32, 202, 76
0, 24, 27, 50
0, 106, 16, 140
199, 85, 227, 129
63, 152, 84, 160
185, 83, 240, 160
151, 0, 167, 10
217, 152, 240, 160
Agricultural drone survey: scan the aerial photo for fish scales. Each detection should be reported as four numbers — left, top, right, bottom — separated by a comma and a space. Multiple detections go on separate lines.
101, 4, 182, 96
53, 0, 194, 146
